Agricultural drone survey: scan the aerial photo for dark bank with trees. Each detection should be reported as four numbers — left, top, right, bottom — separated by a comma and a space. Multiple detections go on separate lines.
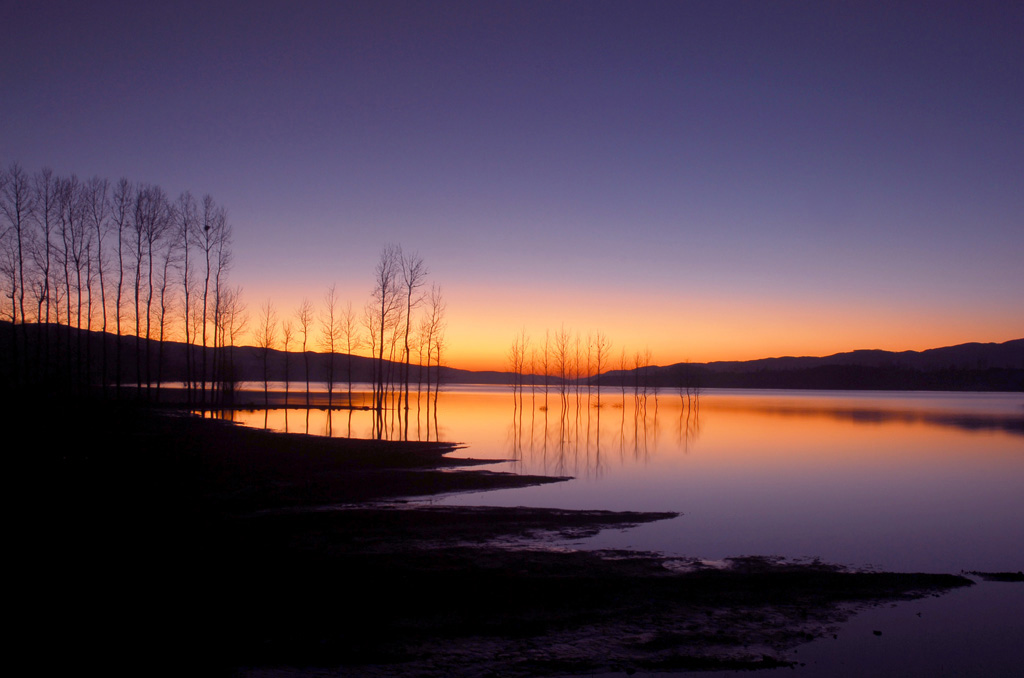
1, 162, 448, 438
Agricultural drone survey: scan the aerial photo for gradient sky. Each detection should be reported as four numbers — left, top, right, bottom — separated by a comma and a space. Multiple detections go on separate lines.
3, 1, 1021, 370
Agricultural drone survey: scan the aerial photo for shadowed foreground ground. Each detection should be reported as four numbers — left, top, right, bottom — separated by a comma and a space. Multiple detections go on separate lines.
25, 399, 973, 676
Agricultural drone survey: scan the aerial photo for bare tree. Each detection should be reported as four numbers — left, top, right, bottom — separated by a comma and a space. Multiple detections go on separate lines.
419, 284, 445, 405
508, 334, 522, 407
341, 300, 361, 403
195, 195, 228, 405
32, 169, 58, 331
369, 245, 402, 417
541, 330, 551, 408
154, 230, 182, 402
573, 331, 582, 411
127, 183, 148, 391
84, 177, 111, 391
209, 208, 232, 404
592, 331, 611, 408
400, 250, 427, 412
433, 310, 446, 403
555, 325, 571, 411
320, 284, 342, 409
176, 192, 198, 403
56, 175, 86, 385
0, 163, 34, 383
619, 347, 629, 403
295, 298, 314, 407
217, 285, 247, 403
281, 320, 293, 407
110, 178, 132, 396
508, 328, 528, 412
256, 299, 277, 410
134, 184, 173, 395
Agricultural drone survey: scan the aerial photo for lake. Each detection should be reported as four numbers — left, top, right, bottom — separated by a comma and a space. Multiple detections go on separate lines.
231, 385, 1023, 573
228, 385, 1024, 675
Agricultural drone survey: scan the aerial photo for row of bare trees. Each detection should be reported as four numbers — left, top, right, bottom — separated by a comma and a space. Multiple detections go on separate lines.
251, 245, 447, 439
509, 328, 701, 417
507, 329, 708, 478
3, 164, 449, 425
0, 162, 234, 402
509, 327, 619, 411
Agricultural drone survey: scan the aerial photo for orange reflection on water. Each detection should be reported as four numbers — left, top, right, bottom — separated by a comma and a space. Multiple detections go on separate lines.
221, 387, 1024, 572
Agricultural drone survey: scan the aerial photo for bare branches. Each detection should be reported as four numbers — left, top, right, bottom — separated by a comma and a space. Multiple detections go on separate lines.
370, 245, 402, 413
256, 299, 278, 409
1, 162, 236, 399
321, 284, 342, 408
296, 297, 314, 407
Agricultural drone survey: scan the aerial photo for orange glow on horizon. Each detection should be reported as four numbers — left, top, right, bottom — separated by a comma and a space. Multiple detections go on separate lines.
230, 280, 1022, 373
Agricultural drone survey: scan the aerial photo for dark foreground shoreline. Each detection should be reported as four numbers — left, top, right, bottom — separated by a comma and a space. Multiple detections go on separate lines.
26, 400, 975, 676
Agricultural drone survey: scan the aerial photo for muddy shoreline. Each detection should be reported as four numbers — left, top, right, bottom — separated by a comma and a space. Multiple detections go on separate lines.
27, 400, 974, 676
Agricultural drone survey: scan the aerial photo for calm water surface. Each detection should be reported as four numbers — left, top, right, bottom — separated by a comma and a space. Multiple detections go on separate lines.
232, 386, 1024, 675
235, 386, 1024, 574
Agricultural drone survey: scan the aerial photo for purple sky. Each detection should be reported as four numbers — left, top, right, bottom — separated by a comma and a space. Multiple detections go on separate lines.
3, 1, 1022, 368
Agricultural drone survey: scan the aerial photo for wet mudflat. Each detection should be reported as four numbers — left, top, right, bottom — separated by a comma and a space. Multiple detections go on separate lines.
25, 400, 977, 676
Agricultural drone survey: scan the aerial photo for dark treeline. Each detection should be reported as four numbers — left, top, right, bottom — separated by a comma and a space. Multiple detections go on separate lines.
1, 163, 448, 431
0, 162, 235, 404
0, 320, 455, 393
252, 245, 447, 440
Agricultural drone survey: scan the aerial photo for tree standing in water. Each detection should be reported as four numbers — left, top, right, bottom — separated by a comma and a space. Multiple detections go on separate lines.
256, 299, 277, 411
341, 300, 360, 404
295, 298, 313, 408
370, 245, 402, 425
281, 320, 293, 408
400, 251, 427, 413
320, 284, 342, 409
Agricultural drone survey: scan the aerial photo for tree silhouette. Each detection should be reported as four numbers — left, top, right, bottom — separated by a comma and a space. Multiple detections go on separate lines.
420, 284, 445, 407
176, 191, 198, 404
369, 245, 402, 426
295, 298, 314, 408
84, 177, 111, 394
196, 195, 229, 405
400, 250, 427, 415
256, 299, 277, 410
209, 205, 232, 405
154, 220, 181, 401
218, 286, 247, 403
1, 162, 239, 403
110, 178, 132, 396
341, 300, 361, 405
320, 284, 342, 409
281, 320, 293, 408
0, 163, 33, 385
555, 326, 571, 411
592, 331, 611, 408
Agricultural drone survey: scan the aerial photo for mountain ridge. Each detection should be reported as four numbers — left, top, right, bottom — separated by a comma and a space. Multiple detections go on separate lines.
2, 321, 1021, 391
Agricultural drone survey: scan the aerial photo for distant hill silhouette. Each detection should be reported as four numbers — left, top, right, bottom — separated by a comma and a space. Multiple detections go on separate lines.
530, 339, 1024, 392
640, 340, 1024, 391
2, 321, 1021, 391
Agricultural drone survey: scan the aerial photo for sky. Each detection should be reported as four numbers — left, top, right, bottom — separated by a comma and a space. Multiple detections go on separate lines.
2, 1, 1022, 371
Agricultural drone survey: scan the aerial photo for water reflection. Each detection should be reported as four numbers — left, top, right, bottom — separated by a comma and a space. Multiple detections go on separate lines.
448, 390, 1024, 573
703, 391, 1024, 436
199, 385, 442, 441
505, 389, 703, 479
215, 386, 1024, 571
218, 387, 1024, 457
